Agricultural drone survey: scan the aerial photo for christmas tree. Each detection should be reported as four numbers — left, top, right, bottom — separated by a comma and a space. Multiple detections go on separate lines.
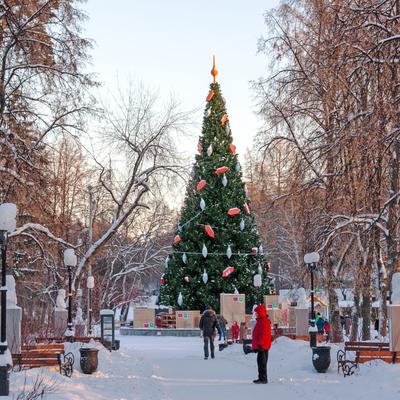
160, 58, 272, 311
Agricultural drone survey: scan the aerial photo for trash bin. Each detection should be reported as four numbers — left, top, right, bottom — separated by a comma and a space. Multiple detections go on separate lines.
80, 347, 99, 374
242, 339, 253, 354
112, 339, 120, 351
312, 346, 331, 373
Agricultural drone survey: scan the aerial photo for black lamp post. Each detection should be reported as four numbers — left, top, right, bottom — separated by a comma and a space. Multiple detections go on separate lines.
304, 252, 320, 348
87, 266, 94, 336
0, 203, 17, 396
64, 248, 77, 340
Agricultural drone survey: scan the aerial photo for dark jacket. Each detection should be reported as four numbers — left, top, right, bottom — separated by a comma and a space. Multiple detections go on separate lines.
251, 304, 272, 351
199, 309, 221, 337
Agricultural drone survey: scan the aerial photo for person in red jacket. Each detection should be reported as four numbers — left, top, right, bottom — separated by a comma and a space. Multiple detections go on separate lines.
231, 321, 239, 342
251, 304, 272, 384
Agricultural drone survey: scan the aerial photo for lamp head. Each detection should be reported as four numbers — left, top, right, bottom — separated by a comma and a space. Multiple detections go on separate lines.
0, 203, 17, 232
64, 248, 77, 267
304, 252, 320, 265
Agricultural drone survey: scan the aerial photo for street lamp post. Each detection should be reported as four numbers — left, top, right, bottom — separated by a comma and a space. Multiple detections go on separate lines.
304, 252, 320, 348
87, 266, 94, 336
253, 273, 262, 305
64, 248, 77, 341
0, 203, 17, 396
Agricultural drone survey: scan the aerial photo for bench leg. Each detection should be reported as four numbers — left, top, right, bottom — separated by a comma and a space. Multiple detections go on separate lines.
60, 352, 74, 377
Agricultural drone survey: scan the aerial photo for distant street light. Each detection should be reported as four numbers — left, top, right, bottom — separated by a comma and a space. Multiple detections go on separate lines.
87, 266, 95, 336
304, 252, 320, 348
64, 248, 77, 340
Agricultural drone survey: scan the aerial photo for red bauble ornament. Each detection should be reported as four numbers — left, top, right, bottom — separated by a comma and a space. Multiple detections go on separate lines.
204, 225, 215, 238
206, 90, 214, 102
251, 247, 258, 255
215, 166, 229, 175
221, 114, 228, 126
160, 275, 165, 284
196, 180, 206, 191
227, 208, 241, 216
173, 235, 181, 244
222, 266, 235, 277
244, 203, 250, 214
229, 144, 236, 155
184, 276, 189, 283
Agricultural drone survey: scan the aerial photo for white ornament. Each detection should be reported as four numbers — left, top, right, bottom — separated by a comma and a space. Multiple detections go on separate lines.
165, 256, 170, 268
222, 174, 228, 187
177, 292, 183, 306
226, 245, 232, 259
259, 245, 264, 255
178, 224, 182, 232
202, 270, 208, 284
240, 218, 245, 231
207, 108, 211, 117
258, 264, 263, 275
200, 198, 206, 211
207, 145, 213, 156
244, 185, 249, 198
391, 272, 400, 304
202, 244, 208, 258
235, 162, 241, 172
253, 274, 262, 288
182, 253, 188, 264
234, 287, 239, 295
225, 124, 230, 135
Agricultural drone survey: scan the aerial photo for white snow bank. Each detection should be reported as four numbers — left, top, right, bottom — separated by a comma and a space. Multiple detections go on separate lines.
7, 334, 400, 400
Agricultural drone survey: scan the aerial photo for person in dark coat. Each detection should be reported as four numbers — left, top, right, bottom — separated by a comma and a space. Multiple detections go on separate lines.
217, 315, 227, 341
199, 306, 221, 360
251, 304, 272, 384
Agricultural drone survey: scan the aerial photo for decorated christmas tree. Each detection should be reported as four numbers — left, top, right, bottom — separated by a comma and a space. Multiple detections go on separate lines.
160, 58, 273, 311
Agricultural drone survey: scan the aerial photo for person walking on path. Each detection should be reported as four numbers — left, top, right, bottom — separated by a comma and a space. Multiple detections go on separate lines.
199, 306, 221, 360
231, 321, 239, 342
323, 319, 331, 343
251, 304, 271, 384
315, 312, 325, 333
217, 315, 227, 341
344, 315, 352, 336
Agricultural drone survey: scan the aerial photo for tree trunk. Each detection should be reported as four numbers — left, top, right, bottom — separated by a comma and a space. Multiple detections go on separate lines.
351, 289, 361, 341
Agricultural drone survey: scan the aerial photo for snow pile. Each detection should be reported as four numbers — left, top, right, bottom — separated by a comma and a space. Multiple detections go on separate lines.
8, 334, 400, 399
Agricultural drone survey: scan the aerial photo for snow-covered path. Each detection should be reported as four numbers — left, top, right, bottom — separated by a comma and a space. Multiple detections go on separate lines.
10, 334, 400, 399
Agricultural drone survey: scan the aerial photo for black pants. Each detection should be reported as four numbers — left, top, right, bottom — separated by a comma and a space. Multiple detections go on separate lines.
257, 349, 268, 382
203, 335, 215, 358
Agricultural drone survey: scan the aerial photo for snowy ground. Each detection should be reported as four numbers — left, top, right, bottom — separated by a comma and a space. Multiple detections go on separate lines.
8, 334, 400, 400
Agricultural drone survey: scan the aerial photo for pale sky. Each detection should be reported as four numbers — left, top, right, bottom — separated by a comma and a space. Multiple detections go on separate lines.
83, 0, 281, 162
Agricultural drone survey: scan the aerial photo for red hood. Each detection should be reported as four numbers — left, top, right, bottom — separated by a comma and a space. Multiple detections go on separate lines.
255, 304, 267, 318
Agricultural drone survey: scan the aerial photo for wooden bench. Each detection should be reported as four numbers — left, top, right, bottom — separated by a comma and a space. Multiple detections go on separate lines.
12, 344, 74, 377
337, 341, 399, 377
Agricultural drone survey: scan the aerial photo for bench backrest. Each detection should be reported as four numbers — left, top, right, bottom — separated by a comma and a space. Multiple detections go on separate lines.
22, 344, 64, 353
345, 341, 389, 352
